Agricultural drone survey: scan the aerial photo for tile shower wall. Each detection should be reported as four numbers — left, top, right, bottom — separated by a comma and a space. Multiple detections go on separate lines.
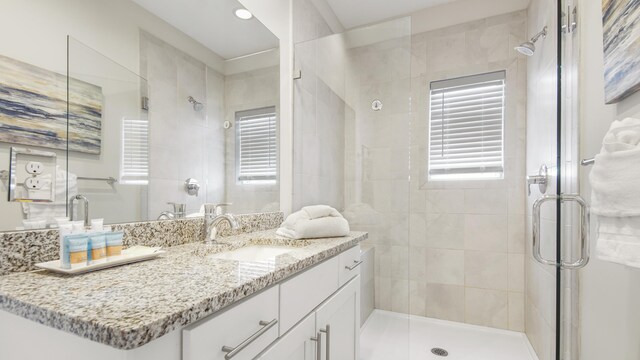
223, 66, 280, 214
292, 0, 346, 211
291, 3, 529, 333
407, 11, 528, 331
524, 0, 559, 359
141, 32, 225, 219
344, 24, 412, 314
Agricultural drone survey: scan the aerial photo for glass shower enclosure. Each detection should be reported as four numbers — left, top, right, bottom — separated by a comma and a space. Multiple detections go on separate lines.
293, 2, 583, 359
292, 16, 413, 359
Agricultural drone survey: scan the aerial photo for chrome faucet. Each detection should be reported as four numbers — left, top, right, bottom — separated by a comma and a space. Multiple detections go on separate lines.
203, 203, 239, 244
157, 202, 186, 220
69, 194, 90, 226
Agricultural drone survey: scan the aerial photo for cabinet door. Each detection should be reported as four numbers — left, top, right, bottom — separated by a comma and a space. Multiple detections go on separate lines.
257, 314, 316, 360
315, 276, 360, 360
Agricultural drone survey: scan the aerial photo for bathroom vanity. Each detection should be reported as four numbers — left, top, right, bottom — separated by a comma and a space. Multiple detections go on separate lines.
0, 229, 366, 360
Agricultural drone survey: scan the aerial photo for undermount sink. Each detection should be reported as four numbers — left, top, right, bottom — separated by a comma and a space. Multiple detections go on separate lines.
208, 245, 296, 262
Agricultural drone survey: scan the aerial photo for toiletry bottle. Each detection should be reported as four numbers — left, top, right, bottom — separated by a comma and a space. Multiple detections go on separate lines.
59, 224, 73, 269
105, 231, 124, 257
90, 218, 104, 233
71, 221, 85, 234
88, 232, 107, 264
64, 234, 89, 268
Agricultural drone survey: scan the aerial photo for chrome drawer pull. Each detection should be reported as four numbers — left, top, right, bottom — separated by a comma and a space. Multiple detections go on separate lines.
345, 260, 363, 271
221, 318, 278, 359
311, 332, 322, 360
320, 325, 331, 360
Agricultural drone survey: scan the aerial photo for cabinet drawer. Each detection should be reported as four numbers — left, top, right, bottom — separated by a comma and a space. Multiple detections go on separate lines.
339, 245, 361, 286
279, 256, 339, 335
183, 286, 279, 360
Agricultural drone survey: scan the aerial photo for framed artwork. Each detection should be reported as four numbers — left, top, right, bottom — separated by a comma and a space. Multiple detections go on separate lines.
0, 54, 103, 154
603, 0, 640, 104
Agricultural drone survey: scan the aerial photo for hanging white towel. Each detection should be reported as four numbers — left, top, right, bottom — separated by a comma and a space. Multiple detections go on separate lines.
276, 205, 350, 239
590, 117, 640, 268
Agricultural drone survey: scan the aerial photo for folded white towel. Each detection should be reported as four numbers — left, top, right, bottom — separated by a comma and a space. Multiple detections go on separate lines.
596, 217, 640, 268
590, 118, 640, 268
276, 205, 350, 239
590, 118, 640, 216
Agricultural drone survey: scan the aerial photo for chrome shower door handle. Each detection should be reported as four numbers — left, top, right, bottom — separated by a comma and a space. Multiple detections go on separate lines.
532, 195, 559, 266
532, 194, 590, 269
559, 194, 590, 269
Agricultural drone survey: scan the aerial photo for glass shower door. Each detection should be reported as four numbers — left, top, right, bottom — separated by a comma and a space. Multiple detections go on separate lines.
530, 1, 584, 359
292, 16, 412, 360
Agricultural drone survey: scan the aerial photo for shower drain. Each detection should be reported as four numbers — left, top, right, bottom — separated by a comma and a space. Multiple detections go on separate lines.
431, 347, 449, 357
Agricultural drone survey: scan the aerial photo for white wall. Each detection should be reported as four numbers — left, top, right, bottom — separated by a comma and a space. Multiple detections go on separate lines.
578, 1, 640, 359
410, 0, 530, 35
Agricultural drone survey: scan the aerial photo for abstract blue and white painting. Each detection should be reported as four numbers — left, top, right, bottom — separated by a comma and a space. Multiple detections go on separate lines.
603, 0, 640, 104
0, 54, 102, 154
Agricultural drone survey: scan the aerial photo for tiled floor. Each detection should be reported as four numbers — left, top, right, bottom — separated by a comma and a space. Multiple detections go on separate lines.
360, 310, 538, 360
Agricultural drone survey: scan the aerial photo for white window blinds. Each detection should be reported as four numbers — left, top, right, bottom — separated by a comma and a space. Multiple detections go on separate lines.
236, 107, 277, 183
120, 117, 149, 185
428, 71, 505, 180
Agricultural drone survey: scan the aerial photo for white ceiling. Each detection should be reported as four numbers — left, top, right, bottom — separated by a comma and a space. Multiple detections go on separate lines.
324, 0, 457, 29
132, 0, 279, 59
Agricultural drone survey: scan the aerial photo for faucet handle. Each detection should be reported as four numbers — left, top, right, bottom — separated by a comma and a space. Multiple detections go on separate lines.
167, 202, 186, 216
204, 203, 232, 216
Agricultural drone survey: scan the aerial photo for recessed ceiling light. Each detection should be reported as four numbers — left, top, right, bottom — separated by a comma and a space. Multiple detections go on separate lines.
234, 8, 253, 20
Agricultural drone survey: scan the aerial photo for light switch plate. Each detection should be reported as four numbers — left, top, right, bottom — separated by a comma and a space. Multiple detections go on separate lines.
8, 147, 57, 203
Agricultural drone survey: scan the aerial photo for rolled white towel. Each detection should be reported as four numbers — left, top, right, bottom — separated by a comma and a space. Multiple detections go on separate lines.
276, 205, 350, 239
303, 205, 341, 219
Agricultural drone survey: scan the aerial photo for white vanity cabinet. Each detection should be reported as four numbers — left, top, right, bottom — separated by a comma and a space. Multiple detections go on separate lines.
257, 276, 360, 360
0, 245, 361, 360
315, 277, 360, 360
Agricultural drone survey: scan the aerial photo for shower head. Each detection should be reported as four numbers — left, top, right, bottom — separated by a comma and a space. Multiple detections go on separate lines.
515, 26, 547, 56
187, 96, 204, 111
515, 42, 536, 56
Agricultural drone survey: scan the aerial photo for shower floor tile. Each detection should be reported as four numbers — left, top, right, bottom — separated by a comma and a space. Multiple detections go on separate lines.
360, 310, 538, 360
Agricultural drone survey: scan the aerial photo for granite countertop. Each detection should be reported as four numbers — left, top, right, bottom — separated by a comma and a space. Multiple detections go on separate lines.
0, 229, 367, 350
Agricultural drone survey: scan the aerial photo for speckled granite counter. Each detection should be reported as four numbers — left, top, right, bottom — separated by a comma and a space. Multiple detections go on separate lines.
0, 229, 367, 350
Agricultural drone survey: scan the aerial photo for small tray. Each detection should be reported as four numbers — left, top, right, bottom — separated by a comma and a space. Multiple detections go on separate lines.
35, 246, 165, 275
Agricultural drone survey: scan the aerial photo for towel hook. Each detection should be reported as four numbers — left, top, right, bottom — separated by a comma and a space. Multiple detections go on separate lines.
580, 158, 595, 166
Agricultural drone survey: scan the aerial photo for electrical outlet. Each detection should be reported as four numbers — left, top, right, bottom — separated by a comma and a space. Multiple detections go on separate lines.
24, 177, 43, 190
25, 161, 44, 175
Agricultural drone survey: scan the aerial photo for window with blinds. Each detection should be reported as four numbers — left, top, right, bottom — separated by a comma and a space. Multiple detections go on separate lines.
428, 71, 505, 181
236, 106, 277, 184
120, 117, 149, 185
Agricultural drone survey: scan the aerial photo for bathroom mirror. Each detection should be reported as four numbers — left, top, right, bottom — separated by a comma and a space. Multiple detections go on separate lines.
0, 0, 280, 231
